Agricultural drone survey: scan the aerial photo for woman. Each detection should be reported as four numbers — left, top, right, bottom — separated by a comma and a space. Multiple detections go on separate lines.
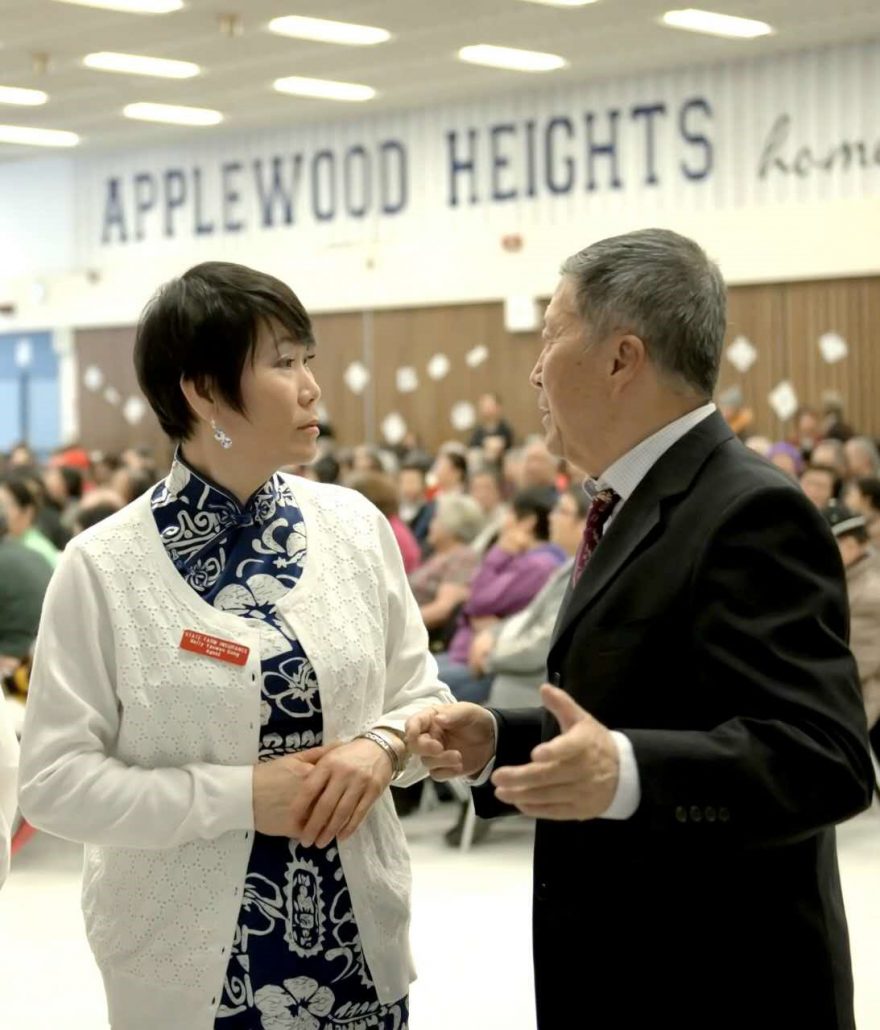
435, 487, 566, 703
18, 262, 452, 1030
408, 493, 484, 638
348, 471, 422, 574
0, 474, 61, 569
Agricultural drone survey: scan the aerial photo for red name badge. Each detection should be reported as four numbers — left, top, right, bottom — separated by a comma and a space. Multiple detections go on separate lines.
180, 630, 250, 667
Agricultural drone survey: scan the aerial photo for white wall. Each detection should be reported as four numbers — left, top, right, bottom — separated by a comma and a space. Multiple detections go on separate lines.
1, 41, 879, 331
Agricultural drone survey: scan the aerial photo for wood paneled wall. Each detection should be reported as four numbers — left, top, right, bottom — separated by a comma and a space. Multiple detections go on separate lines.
720, 277, 880, 441
74, 275, 880, 460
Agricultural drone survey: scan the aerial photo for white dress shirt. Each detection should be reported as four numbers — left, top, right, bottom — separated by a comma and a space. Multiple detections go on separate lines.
470, 403, 717, 821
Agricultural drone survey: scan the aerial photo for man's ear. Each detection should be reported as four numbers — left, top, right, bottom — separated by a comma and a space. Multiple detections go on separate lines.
610, 333, 647, 384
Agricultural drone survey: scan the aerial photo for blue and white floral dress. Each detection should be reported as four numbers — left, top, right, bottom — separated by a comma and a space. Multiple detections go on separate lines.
151, 454, 409, 1030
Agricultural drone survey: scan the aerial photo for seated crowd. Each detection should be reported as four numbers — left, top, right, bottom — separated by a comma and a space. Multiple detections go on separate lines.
1, 389, 878, 842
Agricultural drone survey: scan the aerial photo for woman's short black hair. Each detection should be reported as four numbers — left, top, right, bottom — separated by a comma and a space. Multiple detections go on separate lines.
511, 486, 558, 541
134, 261, 315, 440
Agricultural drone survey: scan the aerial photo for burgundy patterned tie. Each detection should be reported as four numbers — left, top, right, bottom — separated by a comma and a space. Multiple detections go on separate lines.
572, 488, 621, 587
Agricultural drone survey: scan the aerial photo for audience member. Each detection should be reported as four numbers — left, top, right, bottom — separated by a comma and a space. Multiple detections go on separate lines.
844, 436, 880, 480
767, 441, 805, 479
431, 449, 468, 496
8, 443, 36, 469
821, 394, 855, 441
792, 405, 822, 460
0, 505, 54, 673
800, 465, 840, 509
409, 494, 484, 638
520, 439, 559, 492
468, 392, 515, 457
810, 438, 847, 479
434, 487, 565, 702
844, 477, 880, 548
349, 471, 422, 574
468, 466, 508, 555
822, 504, 880, 732
0, 475, 60, 569
399, 459, 435, 552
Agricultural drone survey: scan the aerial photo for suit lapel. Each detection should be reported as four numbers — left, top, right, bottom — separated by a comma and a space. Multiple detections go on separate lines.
549, 412, 735, 653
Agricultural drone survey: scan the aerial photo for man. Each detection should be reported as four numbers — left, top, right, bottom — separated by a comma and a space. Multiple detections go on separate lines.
822, 504, 880, 734
398, 459, 435, 551
519, 438, 560, 493
407, 229, 873, 1030
810, 437, 848, 479
844, 476, 880, 547
844, 436, 880, 480
469, 392, 515, 456
800, 463, 840, 508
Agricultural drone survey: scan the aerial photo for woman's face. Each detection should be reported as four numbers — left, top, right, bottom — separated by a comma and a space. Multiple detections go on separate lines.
0, 484, 31, 536
427, 512, 451, 549
209, 321, 322, 472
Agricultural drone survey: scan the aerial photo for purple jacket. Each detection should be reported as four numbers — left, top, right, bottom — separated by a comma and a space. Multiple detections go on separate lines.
447, 543, 567, 664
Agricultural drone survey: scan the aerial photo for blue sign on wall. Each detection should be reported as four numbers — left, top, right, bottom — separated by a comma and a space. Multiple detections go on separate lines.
0, 331, 60, 456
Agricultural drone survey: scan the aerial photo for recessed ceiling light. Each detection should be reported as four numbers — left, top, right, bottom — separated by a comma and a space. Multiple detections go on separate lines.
84, 52, 199, 78
51, 0, 183, 12
660, 8, 773, 39
458, 44, 567, 72
273, 76, 376, 102
123, 102, 222, 126
268, 15, 391, 46
0, 124, 79, 147
516, 0, 599, 6
0, 86, 49, 106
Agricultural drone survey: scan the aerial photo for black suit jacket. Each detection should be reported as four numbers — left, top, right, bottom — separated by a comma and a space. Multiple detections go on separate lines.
474, 412, 874, 1030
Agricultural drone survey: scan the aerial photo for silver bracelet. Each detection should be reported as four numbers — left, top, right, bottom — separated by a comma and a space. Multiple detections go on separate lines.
356, 730, 403, 779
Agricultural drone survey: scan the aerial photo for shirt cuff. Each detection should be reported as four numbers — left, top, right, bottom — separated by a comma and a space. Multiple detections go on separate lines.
462, 712, 499, 787
600, 731, 641, 820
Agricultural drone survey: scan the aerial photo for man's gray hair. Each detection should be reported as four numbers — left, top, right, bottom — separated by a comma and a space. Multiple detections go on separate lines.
847, 436, 880, 475
560, 228, 726, 399
434, 493, 486, 544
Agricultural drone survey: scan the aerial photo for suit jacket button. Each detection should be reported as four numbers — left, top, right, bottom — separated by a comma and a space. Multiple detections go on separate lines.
704, 806, 717, 822
718, 807, 730, 823
675, 806, 688, 823
689, 806, 703, 823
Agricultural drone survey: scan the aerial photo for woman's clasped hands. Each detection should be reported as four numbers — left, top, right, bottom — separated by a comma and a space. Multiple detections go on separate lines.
252, 734, 404, 849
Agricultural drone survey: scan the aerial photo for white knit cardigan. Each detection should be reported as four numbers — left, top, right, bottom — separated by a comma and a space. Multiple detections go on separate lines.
18, 475, 453, 1029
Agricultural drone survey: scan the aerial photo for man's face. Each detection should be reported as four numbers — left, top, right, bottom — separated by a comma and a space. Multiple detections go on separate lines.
469, 473, 501, 514
800, 469, 835, 508
837, 534, 864, 569
479, 395, 500, 423
399, 469, 425, 504
810, 443, 843, 475
530, 278, 613, 475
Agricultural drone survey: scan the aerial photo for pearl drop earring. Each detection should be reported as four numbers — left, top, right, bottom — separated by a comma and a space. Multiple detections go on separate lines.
211, 418, 232, 449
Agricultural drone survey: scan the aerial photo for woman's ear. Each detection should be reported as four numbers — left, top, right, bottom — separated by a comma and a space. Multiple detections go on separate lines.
179, 375, 214, 425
